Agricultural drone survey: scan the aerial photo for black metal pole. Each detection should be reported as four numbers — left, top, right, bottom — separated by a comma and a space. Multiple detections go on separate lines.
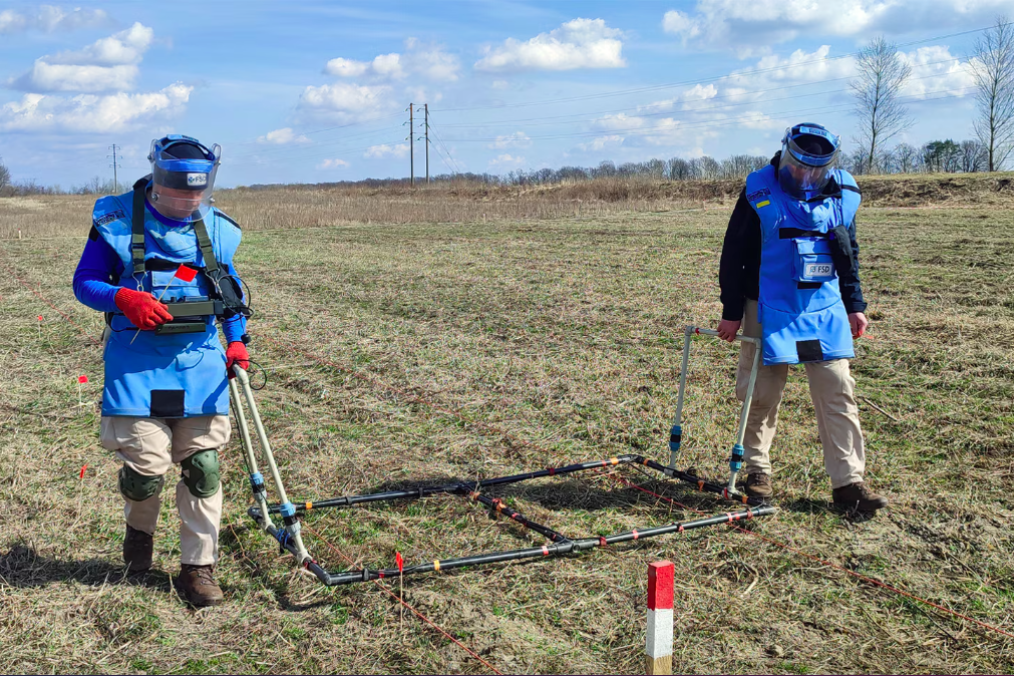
465, 489, 571, 543
317, 506, 776, 586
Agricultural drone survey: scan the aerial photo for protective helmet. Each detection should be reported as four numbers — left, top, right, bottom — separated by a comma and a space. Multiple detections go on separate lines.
777, 123, 840, 201
148, 134, 221, 220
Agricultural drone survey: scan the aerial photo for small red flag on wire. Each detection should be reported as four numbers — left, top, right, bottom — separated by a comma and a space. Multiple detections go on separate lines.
77, 375, 88, 384
174, 264, 198, 283
37, 315, 43, 322
79, 464, 87, 479
396, 552, 404, 572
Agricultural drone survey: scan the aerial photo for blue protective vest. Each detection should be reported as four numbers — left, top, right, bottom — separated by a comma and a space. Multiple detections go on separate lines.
745, 165, 861, 365
92, 184, 242, 418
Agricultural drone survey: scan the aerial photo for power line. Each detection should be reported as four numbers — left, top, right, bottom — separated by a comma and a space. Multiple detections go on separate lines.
440, 86, 978, 145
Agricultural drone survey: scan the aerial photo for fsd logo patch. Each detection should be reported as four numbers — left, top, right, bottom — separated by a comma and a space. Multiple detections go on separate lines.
187, 173, 208, 187
746, 187, 770, 202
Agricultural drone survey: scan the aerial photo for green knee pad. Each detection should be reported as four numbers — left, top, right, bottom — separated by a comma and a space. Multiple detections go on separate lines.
181, 449, 221, 498
119, 466, 165, 502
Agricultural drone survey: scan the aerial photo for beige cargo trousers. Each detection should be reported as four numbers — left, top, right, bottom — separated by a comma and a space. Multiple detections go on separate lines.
100, 415, 230, 566
736, 300, 865, 489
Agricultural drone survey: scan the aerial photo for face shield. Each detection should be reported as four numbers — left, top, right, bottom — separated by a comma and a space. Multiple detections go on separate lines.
148, 135, 222, 221
777, 124, 839, 201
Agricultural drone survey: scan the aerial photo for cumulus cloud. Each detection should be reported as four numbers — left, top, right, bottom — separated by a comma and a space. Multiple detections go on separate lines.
663, 1, 1013, 55
488, 131, 532, 149
324, 38, 459, 82
475, 18, 625, 72
577, 135, 625, 152
258, 127, 311, 145
317, 158, 350, 169
0, 5, 112, 34
10, 23, 156, 93
900, 45, 975, 98
364, 143, 409, 159
637, 84, 719, 114
0, 83, 193, 133
489, 153, 526, 168
298, 82, 395, 123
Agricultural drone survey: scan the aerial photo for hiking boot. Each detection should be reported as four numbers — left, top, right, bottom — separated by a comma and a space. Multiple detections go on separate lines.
743, 472, 773, 499
833, 482, 889, 515
177, 564, 224, 607
123, 525, 153, 573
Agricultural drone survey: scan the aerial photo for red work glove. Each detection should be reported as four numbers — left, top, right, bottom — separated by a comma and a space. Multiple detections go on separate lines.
226, 341, 249, 378
114, 288, 173, 330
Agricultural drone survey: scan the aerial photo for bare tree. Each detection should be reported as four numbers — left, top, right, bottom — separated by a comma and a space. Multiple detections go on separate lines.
892, 143, 920, 173
960, 139, 987, 172
971, 15, 1014, 171
0, 155, 10, 195
851, 37, 912, 174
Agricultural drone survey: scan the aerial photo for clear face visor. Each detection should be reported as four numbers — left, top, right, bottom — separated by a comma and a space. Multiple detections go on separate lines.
149, 142, 222, 221
777, 147, 833, 200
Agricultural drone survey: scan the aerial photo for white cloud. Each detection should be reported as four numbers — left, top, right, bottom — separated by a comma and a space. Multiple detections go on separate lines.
0, 82, 193, 133
298, 82, 394, 123
662, 1, 1014, 55
491, 79, 509, 90
489, 153, 526, 168
324, 39, 459, 82
594, 113, 647, 131
637, 83, 720, 114
49, 22, 154, 66
475, 18, 626, 72
488, 131, 532, 149
11, 63, 139, 93
258, 127, 311, 145
0, 5, 111, 34
10, 23, 155, 93
324, 57, 370, 78
317, 158, 350, 169
577, 135, 625, 152
364, 143, 409, 159
900, 45, 975, 98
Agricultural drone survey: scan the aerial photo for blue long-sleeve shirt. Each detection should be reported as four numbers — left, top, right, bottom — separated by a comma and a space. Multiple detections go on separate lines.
73, 223, 247, 343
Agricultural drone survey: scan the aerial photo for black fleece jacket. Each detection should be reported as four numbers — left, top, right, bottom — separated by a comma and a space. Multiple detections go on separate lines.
718, 154, 868, 321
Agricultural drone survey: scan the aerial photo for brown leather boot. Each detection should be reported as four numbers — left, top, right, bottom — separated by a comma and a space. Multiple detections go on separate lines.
177, 564, 224, 607
833, 482, 889, 515
743, 472, 773, 499
123, 525, 153, 573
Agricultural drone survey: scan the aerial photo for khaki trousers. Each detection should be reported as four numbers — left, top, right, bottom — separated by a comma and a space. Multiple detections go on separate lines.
736, 300, 865, 489
100, 415, 230, 566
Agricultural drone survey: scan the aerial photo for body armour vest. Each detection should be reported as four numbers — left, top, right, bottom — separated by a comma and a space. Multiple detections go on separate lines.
745, 165, 861, 366
92, 183, 242, 418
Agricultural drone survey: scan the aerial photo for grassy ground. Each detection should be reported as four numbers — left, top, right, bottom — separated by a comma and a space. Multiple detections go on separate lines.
0, 188, 1012, 674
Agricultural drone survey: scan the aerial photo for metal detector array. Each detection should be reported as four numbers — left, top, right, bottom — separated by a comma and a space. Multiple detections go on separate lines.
229, 326, 776, 586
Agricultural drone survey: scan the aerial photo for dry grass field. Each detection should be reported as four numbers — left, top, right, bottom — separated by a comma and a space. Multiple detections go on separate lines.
0, 176, 1012, 674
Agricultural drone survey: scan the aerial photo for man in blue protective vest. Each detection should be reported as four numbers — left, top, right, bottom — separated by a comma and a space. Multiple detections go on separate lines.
717, 123, 888, 516
73, 135, 250, 605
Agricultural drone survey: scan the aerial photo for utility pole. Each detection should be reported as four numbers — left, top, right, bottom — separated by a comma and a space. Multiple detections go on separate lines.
108, 144, 120, 193
407, 102, 414, 187
424, 103, 430, 184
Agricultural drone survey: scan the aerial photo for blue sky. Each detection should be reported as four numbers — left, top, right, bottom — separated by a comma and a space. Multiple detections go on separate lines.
0, 0, 1008, 188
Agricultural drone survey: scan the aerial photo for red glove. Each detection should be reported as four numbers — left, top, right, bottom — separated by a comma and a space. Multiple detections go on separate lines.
226, 341, 249, 378
114, 288, 173, 330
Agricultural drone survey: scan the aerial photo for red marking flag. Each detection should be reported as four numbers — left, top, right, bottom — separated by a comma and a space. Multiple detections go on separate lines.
77, 375, 88, 384
174, 264, 198, 283
79, 465, 87, 479
396, 552, 404, 572
37, 315, 43, 322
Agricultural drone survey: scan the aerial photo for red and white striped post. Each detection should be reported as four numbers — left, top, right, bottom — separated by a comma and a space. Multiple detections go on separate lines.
646, 560, 674, 675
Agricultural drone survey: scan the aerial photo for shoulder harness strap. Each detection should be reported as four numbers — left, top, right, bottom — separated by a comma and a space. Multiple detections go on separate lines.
130, 176, 150, 277
192, 218, 220, 274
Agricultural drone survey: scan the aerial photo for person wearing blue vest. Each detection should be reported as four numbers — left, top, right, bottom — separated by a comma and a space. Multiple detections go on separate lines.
73, 135, 250, 605
717, 123, 888, 516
